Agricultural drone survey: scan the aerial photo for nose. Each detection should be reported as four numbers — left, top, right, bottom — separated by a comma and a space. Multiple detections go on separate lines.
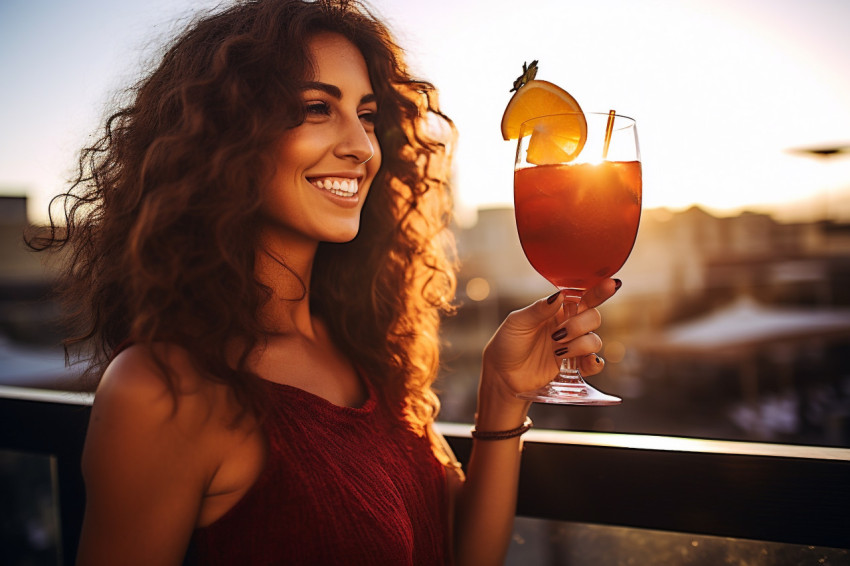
335, 115, 375, 164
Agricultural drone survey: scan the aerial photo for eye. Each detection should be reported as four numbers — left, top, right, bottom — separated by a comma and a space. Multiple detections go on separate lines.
359, 108, 378, 129
305, 101, 331, 116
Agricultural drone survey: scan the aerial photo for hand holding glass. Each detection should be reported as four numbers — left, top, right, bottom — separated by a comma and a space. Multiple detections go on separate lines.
513, 112, 641, 404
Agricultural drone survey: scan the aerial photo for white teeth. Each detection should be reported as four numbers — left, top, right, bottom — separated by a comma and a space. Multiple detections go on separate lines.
311, 177, 359, 197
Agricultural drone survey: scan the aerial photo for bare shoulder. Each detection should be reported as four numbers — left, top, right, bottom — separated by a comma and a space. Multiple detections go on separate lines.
77, 343, 231, 565
86, 342, 236, 485
86, 342, 219, 468
97, 342, 208, 404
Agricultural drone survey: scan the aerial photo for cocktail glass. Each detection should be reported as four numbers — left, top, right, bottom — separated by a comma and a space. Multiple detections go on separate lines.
513, 111, 641, 404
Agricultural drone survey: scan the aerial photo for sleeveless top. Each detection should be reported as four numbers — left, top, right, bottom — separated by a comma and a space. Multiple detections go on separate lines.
187, 377, 451, 565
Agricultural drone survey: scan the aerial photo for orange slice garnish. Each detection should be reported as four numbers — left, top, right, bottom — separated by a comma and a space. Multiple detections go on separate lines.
524, 113, 587, 165
500, 79, 585, 141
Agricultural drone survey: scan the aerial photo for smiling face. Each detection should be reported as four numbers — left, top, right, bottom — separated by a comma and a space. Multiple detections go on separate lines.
260, 32, 382, 247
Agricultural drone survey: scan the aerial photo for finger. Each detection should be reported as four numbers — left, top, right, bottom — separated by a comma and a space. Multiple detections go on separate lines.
581, 278, 621, 310
550, 302, 602, 343
579, 353, 605, 376
554, 332, 603, 359
504, 290, 564, 332
551, 308, 602, 344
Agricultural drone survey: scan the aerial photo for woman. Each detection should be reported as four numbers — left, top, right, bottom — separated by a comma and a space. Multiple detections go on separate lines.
30, 1, 618, 564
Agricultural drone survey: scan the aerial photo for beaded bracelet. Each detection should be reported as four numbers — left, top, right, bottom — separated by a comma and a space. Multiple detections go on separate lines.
470, 417, 533, 441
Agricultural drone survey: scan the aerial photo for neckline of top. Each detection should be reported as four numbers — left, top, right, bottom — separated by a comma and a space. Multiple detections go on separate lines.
259, 372, 377, 414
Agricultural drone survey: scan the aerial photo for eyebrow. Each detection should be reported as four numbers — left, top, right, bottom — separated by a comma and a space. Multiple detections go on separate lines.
302, 81, 377, 105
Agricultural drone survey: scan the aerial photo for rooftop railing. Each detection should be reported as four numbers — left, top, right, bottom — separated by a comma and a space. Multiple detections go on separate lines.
2, 385, 849, 565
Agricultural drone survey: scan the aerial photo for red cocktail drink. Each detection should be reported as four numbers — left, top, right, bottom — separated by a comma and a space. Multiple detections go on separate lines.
514, 161, 641, 293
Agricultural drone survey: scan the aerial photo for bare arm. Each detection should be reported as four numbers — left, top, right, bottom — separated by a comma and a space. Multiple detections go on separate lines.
76, 347, 214, 566
453, 279, 619, 566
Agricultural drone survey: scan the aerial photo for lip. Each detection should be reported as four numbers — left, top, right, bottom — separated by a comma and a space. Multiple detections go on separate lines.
306, 173, 365, 208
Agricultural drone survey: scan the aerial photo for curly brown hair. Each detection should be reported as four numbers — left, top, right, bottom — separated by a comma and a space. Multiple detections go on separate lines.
28, 0, 457, 436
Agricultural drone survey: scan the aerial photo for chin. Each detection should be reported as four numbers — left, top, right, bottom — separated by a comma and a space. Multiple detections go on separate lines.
324, 226, 361, 244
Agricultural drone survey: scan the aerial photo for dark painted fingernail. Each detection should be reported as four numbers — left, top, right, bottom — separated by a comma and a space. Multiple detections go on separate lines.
547, 291, 560, 304
614, 279, 622, 290
555, 347, 569, 356
551, 328, 567, 341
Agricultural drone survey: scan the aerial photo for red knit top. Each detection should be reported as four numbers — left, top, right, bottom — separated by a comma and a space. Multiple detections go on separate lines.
187, 377, 451, 565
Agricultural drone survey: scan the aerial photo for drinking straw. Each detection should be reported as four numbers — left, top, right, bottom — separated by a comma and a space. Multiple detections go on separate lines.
602, 110, 616, 160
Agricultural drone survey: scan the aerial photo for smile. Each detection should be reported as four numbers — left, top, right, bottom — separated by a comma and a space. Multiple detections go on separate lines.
309, 177, 360, 198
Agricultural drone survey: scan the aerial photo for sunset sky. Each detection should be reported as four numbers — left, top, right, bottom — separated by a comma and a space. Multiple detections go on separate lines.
2, 0, 849, 224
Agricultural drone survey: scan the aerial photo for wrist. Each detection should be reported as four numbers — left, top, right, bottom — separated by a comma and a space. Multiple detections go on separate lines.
471, 416, 533, 441
475, 367, 532, 432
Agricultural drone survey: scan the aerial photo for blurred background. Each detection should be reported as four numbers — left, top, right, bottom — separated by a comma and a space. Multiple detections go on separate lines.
2, 1, 850, 564
2, 0, 849, 444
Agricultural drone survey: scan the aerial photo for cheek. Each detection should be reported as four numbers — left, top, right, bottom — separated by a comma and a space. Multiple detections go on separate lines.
276, 132, 306, 164
261, 161, 299, 212
276, 124, 327, 167
266, 132, 317, 196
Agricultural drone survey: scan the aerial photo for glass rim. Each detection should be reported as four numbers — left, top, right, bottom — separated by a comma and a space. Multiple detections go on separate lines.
519, 111, 637, 128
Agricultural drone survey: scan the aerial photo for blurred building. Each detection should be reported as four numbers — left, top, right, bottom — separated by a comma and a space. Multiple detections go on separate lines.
0, 195, 73, 388
0, 195, 61, 342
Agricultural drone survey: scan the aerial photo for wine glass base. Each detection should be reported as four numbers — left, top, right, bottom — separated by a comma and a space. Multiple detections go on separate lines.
516, 382, 622, 406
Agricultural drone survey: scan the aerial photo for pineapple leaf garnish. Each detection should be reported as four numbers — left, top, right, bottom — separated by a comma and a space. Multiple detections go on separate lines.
510, 60, 539, 92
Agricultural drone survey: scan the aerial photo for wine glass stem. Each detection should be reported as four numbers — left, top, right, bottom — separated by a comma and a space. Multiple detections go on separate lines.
555, 293, 584, 386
